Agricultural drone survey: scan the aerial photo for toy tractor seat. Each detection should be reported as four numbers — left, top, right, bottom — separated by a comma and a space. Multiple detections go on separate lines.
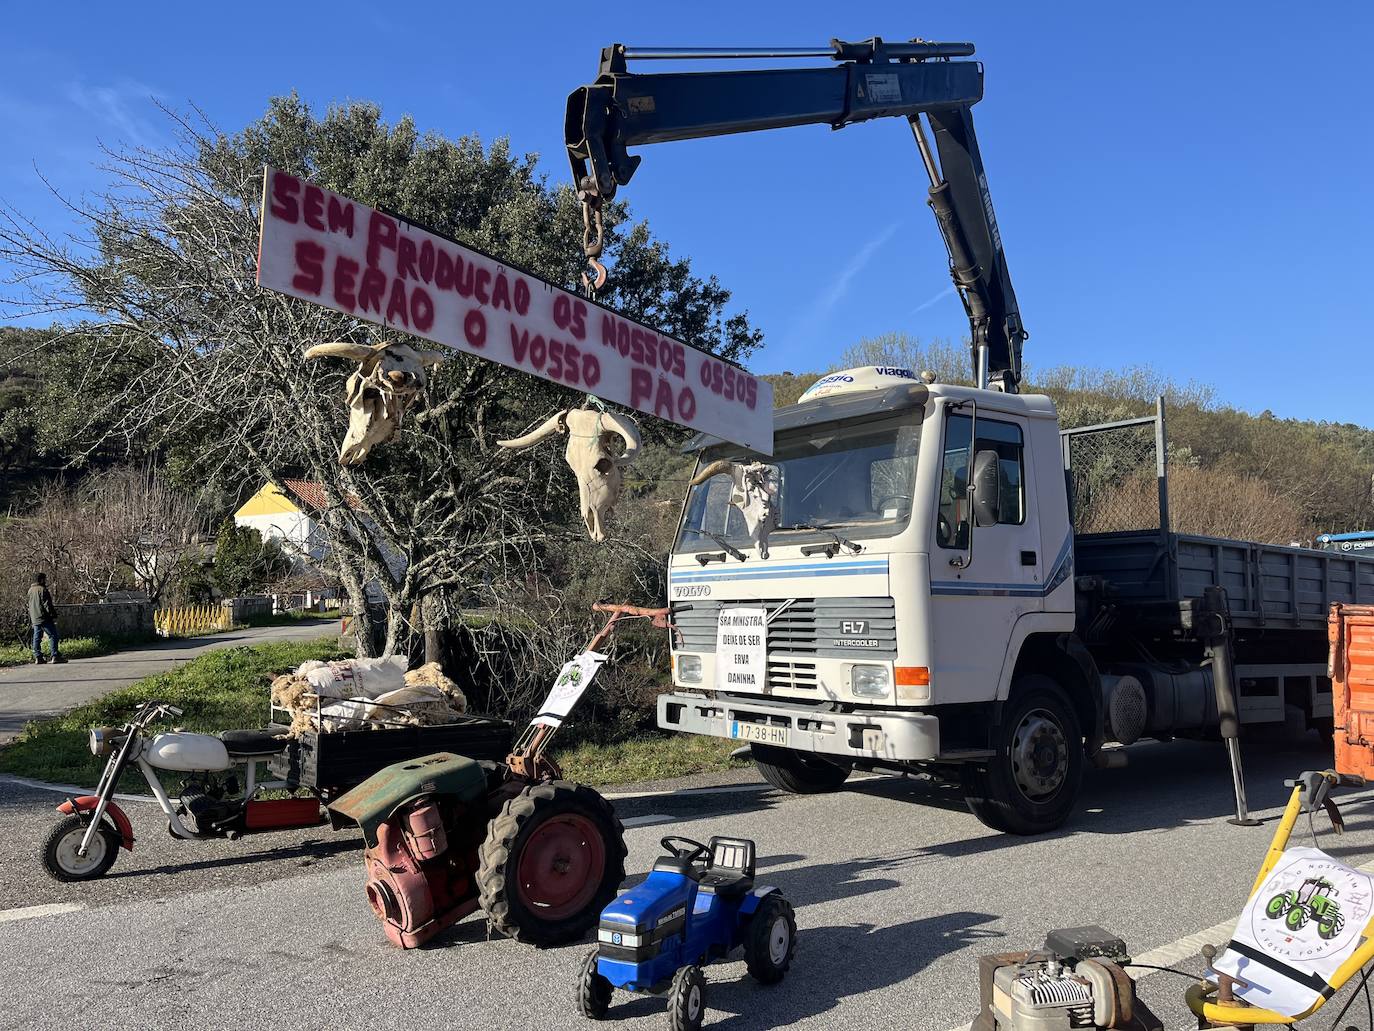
697, 836, 756, 899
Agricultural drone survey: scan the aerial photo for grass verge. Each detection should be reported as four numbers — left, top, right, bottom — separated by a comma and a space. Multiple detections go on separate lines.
0, 638, 345, 791
244, 609, 342, 628
556, 734, 749, 786
0, 633, 158, 669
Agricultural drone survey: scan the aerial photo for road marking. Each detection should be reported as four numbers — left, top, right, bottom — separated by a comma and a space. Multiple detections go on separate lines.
621, 814, 676, 829
0, 903, 85, 924
0, 774, 153, 803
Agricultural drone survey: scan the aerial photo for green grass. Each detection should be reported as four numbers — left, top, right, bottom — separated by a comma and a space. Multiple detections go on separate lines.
0, 637, 345, 791
0, 633, 158, 669
556, 734, 749, 786
244, 608, 342, 628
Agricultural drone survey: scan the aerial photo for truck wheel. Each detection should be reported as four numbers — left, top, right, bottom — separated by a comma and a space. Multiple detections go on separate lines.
42, 814, 120, 882
752, 744, 851, 794
576, 947, 612, 1019
477, 780, 627, 947
668, 965, 706, 1031
744, 893, 797, 984
962, 675, 1083, 835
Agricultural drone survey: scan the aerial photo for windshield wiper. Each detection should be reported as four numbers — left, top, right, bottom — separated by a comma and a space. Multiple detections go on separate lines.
699, 531, 746, 563
777, 523, 863, 556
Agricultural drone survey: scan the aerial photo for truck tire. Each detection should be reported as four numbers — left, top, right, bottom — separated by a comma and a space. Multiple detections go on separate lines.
477, 780, 626, 946
752, 744, 851, 794
962, 675, 1083, 835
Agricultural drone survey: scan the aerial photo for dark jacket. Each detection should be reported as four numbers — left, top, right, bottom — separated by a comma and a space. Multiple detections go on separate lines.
27, 584, 56, 626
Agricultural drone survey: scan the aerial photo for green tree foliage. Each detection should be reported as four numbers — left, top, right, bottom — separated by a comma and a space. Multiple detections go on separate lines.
211, 522, 290, 597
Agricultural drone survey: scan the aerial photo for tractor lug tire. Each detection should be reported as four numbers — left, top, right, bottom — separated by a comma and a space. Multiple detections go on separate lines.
668, 965, 706, 1031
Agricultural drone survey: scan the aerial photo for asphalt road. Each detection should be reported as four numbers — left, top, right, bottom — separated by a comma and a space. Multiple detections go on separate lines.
2, 735, 1372, 1031
0, 620, 340, 742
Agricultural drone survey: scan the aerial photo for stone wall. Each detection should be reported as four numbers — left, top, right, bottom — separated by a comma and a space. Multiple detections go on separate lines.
54, 601, 155, 639
221, 595, 273, 624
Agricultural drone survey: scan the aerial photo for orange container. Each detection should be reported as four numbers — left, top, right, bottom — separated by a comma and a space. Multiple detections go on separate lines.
1331, 604, 1374, 779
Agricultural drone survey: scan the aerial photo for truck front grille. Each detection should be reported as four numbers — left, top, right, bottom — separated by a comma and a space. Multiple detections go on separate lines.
671, 597, 897, 661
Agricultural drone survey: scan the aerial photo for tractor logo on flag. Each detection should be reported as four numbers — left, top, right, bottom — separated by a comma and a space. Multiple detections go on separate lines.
1265, 876, 1346, 940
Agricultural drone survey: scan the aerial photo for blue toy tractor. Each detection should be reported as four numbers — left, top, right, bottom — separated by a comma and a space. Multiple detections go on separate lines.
576, 835, 795, 1031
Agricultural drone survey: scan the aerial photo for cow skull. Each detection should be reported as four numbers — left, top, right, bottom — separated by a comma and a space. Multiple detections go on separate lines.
304, 340, 446, 465
690, 460, 781, 559
498, 408, 641, 542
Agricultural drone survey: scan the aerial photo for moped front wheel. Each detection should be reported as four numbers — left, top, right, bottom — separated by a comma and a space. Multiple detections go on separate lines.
42, 814, 120, 882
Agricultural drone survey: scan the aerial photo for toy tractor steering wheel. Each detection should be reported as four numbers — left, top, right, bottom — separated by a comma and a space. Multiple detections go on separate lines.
660, 835, 710, 865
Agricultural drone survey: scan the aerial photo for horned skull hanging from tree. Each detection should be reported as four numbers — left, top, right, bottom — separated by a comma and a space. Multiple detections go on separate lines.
689, 460, 782, 558
498, 406, 641, 541
304, 340, 446, 465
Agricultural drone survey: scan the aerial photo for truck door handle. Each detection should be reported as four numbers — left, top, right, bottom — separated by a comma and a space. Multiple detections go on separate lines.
1021, 550, 1037, 566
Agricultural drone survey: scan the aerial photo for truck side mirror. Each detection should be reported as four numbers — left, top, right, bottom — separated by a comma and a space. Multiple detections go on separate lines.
972, 449, 1001, 527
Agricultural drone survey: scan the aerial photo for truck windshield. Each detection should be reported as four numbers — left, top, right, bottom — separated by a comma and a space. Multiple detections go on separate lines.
675, 415, 921, 554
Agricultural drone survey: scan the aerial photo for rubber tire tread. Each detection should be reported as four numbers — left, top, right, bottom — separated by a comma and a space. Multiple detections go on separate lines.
744, 893, 797, 984
751, 744, 851, 794
961, 675, 1083, 836
575, 947, 612, 1019
477, 779, 627, 946
668, 965, 706, 1031
42, 814, 119, 882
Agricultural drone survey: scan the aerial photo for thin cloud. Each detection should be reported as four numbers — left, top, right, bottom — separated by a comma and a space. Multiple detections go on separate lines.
64, 79, 165, 148
796, 220, 901, 329
910, 284, 956, 314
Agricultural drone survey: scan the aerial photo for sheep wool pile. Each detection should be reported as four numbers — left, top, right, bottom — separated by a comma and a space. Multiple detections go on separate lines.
271, 657, 468, 736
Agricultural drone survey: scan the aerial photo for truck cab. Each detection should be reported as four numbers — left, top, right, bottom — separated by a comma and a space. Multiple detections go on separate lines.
659, 367, 1086, 833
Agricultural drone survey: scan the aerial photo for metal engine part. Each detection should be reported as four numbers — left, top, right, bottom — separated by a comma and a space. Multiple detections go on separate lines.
974, 928, 1162, 1031
1100, 675, 1148, 746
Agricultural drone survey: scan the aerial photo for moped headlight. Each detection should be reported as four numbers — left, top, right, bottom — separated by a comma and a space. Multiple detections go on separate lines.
89, 727, 118, 757
851, 665, 891, 699
676, 654, 703, 685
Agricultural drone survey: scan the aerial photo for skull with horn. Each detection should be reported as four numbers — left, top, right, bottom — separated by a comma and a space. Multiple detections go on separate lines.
304, 340, 446, 465
689, 460, 781, 559
497, 407, 641, 542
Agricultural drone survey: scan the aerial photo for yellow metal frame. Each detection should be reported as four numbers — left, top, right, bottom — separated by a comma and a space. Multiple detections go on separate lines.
1187, 771, 1374, 1026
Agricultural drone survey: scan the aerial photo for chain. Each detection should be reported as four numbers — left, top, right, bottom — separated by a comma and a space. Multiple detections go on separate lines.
579, 193, 608, 298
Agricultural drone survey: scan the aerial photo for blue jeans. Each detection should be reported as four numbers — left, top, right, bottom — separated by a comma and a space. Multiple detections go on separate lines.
32, 621, 59, 660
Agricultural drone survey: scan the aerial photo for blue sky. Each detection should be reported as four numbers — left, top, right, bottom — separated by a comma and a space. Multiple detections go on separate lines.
2, 2, 1371, 424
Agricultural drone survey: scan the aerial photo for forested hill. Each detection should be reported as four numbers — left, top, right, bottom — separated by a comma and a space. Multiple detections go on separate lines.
762, 334, 1374, 543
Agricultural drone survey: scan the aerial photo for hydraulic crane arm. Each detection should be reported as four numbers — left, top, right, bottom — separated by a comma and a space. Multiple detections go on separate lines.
565, 38, 1027, 391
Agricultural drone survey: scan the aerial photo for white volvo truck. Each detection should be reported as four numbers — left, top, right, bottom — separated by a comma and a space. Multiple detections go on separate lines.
562, 38, 1374, 832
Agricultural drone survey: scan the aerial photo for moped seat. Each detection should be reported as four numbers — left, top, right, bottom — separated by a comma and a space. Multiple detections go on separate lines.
221, 727, 289, 756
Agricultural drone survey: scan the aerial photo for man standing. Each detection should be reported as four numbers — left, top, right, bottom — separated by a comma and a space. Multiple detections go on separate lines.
28, 572, 65, 665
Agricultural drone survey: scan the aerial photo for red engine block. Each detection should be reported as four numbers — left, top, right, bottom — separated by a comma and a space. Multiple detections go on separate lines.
361, 799, 481, 948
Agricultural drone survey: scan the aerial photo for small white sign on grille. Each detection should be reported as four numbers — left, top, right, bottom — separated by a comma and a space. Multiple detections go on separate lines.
715, 607, 767, 692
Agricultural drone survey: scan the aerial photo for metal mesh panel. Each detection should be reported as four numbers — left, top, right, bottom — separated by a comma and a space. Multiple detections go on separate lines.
1063, 417, 1165, 534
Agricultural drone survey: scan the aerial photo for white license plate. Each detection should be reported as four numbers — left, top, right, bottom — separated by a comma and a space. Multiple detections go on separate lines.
729, 720, 788, 746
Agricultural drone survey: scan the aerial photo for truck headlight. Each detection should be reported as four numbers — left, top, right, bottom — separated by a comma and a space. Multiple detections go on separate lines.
677, 654, 703, 685
851, 665, 891, 699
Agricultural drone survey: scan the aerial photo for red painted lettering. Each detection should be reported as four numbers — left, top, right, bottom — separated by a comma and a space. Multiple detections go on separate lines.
327, 195, 354, 236
513, 278, 531, 315
303, 184, 326, 231
359, 267, 386, 313
601, 313, 617, 349
270, 171, 300, 222
455, 257, 475, 298
658, 340, 674, 374
291, 240, 324, 295
510, 325, 531, 363
410, 286, 434, 332
474, 268, 491, 305
491, 272, 511, 311
564, 343, 581, 385
679, 387, 697, 421
530, 333, 547, 368
464, 309, 487, 348
396, 236, 418, 281
333, 255, 359, 310
418, 240, 435, 283
654, 376, 676, 420
385, 278, 410, 327
366, 211, 398, 268
569, 300, 587, 340
630, 368, 653, 410
582, 353, 601, 387
744, 378, 758, 409
672, 344, 685, 378
434, 249, 454, 290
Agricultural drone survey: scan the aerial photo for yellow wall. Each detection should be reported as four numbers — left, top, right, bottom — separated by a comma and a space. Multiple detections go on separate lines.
233, 482, 300, 519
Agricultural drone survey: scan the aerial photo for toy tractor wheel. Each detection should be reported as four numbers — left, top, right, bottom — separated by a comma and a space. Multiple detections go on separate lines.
1286, 905, 1309, 932
751, 743, 851, 794
42, 814, 120, 882
576, 947, 612, 1019
1265, 895, 1288, 919
668, 965, 706, 1031
478, 779, 626, 947
744, 893, 797, 984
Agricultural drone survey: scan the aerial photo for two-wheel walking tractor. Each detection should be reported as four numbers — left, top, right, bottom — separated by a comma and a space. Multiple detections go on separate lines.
576, 835, 796, 1031
328, 603, 667, 949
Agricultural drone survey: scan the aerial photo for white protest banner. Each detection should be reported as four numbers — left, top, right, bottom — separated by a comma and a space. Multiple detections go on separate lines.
532, 650, 609, 728
715, 607, 767, 692
1213, 846, 1374, 1017
255, 167, 772, 453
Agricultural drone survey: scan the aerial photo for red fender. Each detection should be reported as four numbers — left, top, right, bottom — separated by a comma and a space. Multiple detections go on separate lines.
57, 796, 135, 851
